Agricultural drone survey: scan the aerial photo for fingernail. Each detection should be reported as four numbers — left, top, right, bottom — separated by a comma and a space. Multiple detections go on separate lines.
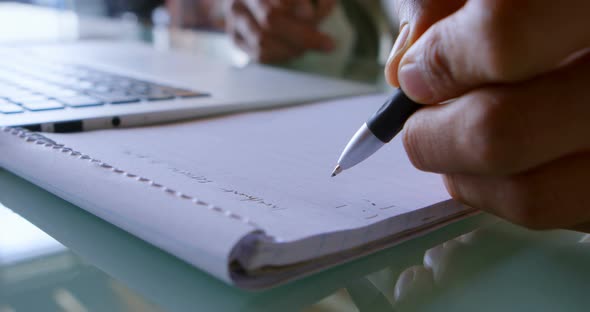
387, 23, 410, 66
394, 266, 434, 304
398, 62, 434, 102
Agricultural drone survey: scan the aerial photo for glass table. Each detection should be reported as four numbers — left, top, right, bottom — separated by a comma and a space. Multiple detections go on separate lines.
1, 3, 590, 311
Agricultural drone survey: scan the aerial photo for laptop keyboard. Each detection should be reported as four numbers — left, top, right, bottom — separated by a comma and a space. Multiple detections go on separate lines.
0, 57, 209, 114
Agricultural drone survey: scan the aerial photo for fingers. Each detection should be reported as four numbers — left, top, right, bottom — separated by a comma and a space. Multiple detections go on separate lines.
402, 56, 590, 176
250, 0, 332, 21
397, 0, 590, 104
386, 0, 466, 87
394, 265, 434, 306
226, 0, 333, 63
266, 15, 333, 51
233, 30, 302, 63
228, 1, 304, 63
242, 0, 293, 25
443, 153, 590, 230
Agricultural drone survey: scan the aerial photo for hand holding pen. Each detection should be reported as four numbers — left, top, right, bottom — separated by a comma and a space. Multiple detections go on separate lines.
335, 0, 590, 232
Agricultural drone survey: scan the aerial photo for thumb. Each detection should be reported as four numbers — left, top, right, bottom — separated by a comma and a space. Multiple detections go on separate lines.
397, 0, 590, 104
385, 0, 466, 87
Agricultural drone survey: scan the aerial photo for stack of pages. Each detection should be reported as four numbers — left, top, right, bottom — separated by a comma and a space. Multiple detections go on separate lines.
0, 94, 474, 289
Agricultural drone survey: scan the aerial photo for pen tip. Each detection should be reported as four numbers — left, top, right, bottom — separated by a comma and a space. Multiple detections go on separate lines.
331, 165, 342, 177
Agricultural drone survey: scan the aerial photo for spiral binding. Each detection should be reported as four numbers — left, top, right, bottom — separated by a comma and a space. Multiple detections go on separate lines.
1, 126, 262, 230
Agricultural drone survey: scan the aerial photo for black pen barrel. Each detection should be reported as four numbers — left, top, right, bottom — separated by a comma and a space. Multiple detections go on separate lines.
367, 90, 421, 143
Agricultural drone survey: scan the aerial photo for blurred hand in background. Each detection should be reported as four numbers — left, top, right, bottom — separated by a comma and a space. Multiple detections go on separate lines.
224, 0, 337, 63
166, 0, 225, 30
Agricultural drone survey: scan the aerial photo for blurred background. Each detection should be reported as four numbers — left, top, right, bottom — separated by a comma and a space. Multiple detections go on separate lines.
0, 0, 224, 30
0, 0, 394, 83
79, 0, 222, 30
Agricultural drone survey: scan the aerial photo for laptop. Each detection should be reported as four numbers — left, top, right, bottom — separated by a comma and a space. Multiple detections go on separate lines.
0, 40, 374, 132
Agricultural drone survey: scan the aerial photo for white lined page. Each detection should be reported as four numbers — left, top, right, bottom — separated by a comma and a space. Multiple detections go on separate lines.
43, 94, 459, 242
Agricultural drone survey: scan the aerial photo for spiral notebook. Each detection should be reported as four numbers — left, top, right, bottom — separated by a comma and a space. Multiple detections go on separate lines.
0, 94, 475, 289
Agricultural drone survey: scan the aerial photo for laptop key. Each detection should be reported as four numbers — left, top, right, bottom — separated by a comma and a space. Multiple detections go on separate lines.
45, 88, 80, 97
114, 79, 133, 88
70, 80, 94, 91
57, 96, 103, 107
130, 83, 150, 93
21, 99, 65, 111
0, 88, 33, 99
92, 84, 112, 93
0, 102, 24, 114
144, 88, 175, 101
9, 94, 49, 103
89, 93, 140, 104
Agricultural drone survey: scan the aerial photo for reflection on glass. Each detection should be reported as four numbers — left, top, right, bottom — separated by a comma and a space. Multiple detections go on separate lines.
0, 205, 65, 264
308, 224, 589, 312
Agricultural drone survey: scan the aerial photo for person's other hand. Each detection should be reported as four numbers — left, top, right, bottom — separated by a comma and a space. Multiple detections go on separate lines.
225, 0, 336, 63
386, 0, 590, 232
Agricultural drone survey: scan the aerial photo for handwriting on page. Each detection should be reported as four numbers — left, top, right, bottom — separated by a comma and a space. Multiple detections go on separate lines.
221, 188, 282, 210
123, 150, 284, 210
334, 199, 398, 220
123, 151, 213, 184
122, 150, 401, 218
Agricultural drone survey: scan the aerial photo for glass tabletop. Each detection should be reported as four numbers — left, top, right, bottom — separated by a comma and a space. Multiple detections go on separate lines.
3, 168, 590, 312
1, 3, 590, 312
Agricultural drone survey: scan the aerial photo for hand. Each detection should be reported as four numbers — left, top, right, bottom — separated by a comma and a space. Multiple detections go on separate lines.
167, 0, 223, 29
225, 0, 336, 63
385, 0, 590, 231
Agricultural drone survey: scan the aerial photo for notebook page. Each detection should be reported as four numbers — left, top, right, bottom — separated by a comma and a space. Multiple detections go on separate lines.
42, 94, 465, 244
0, 128, 257, 284
0, 93, 474, 288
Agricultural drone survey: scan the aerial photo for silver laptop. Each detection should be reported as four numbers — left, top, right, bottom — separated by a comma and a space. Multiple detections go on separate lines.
0, 40, 374, 132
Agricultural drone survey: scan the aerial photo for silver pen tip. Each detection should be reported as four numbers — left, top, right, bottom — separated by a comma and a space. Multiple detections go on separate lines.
331, 165, 342, 177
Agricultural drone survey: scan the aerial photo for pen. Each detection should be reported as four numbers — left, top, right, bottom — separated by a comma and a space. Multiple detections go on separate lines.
331, 90, 421, 177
